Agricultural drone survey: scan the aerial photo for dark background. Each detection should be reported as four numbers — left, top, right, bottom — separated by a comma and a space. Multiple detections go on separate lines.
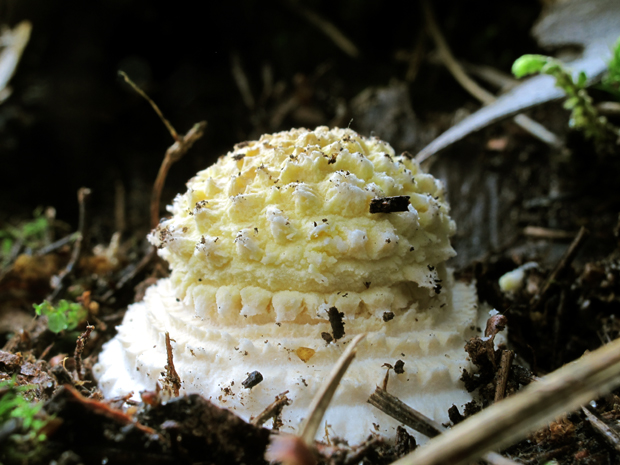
0, 0, 541, 241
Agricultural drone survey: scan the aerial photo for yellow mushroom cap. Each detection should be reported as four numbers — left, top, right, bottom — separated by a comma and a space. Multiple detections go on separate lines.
95, 127, 478, 444
152, 126, 456, 322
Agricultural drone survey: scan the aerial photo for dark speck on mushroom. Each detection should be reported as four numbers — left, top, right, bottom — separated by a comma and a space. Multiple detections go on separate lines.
242, 371, 263, 389
327, 306, 345, 340
394, 360, 405, 374
370, 196, 410, 213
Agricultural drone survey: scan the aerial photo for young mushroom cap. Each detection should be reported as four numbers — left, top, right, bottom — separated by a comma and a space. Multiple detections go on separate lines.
95, 127, 480, 444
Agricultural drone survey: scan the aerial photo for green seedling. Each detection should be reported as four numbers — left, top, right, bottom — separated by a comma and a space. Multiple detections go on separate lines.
599, 36, 620, 100
0, 208, 50, 267
0, 377, 47, 442
512, 44, 620, 148
33, 299, 87, 333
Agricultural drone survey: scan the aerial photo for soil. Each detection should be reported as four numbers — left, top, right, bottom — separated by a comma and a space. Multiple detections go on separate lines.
1, 1, 620, 464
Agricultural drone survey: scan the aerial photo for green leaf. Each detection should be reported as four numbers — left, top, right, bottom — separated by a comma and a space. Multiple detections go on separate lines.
33, 301, 52, 317
512, 54, 548, 78
33, 299, 86, 333
47, 312, 68, 333
577, 71, 588, 88
1, 237, 13, 256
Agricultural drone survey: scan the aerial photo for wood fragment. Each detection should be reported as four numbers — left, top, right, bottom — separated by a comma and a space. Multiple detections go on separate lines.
530, 226, 589, 312
251, 391, 290, 428
392, 336, 620, 465
368, 387, 518, 465
74, 324, 94, 381
343, 438, 381, 465
369, 196, 410, 214
494, 350, 514, 402
596, 101, 620, 116
299, 333, 365, 446
242, 371, 264, 389
581, 406, 620, 453
163, 332, 181, 397
523, 226, 575, 240
368, 387, 443, 438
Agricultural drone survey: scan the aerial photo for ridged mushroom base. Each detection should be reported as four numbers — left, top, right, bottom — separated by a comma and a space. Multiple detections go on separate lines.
95, 266, 478, 445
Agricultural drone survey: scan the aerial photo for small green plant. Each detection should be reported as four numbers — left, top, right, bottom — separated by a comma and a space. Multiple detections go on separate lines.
599, 36, 620, 100
512, 44, 620, 148
33, 299, 87, 333
0, 377, 47, 442
0, 208, 50, 267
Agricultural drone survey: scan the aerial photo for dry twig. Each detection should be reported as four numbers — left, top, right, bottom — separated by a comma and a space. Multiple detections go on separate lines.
368, 388, 517, 465
74, 324, 94, 381
251, 391, 291, 428
530, 226, 589, 312
282, 0, 360, 58
100, 246, 157, 303
581, 406, 620, 453
163, 332, 181, 397
150, 120, 207, 229
392, 336, 620, 465
48, 187, 91, 301
368, 387, 443, 439
522, 226, 575, 240
299, 333, 365, 446
494, 350, 514, 402
118, 70, 207, 229
231, 52, 256, 110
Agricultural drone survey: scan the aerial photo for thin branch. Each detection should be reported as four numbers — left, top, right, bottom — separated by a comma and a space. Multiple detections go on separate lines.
100, 246, 157, 303
530, 226, 589, 312
118, 71, 207, 229
48, 187, 91, 301
251, 391, 290, 428
282, 0, 360, 58
119, 70, 178, 141
74, 324, 94, 381
299, 333, 365, 446
391, 336, 620, 465
35, 232, 79, 257
231, 52, 256, 110
151, 121, 207, 229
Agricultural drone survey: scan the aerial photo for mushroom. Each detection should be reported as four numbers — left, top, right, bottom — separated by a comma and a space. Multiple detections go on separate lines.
95, 127, 481, 444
